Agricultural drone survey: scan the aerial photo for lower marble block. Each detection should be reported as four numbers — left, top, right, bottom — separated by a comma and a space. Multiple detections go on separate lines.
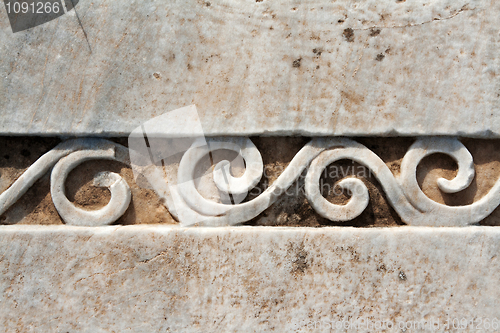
1, 226, 500, 332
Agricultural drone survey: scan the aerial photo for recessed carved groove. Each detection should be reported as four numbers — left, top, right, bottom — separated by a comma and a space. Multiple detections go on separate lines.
1, 136, 500, 227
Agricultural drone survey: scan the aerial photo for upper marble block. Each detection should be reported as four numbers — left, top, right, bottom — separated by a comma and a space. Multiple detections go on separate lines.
0, 0, 499, 137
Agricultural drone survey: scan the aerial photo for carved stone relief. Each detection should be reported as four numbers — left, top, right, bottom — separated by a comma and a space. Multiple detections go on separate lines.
2, 136, 500, 227
1, 0, 500, 330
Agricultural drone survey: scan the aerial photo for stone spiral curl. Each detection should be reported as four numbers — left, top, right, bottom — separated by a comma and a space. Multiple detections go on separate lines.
0, 139, 131, 226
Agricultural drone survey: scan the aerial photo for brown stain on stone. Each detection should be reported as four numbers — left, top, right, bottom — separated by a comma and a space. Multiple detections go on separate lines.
340, 90, 365, 117
288, 242, 310, 275
342, 28, 354, 42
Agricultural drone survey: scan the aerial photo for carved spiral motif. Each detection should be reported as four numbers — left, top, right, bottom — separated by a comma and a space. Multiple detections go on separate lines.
176, 137, 264, 217
50, 148, 131, 226
171, 137, 500, 227
0, 139, 131, 226
1, 136, 499, 227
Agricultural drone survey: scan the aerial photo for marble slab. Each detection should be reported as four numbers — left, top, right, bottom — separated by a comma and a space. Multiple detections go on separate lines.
0, 0, 499, 137
1, 225, 499, 332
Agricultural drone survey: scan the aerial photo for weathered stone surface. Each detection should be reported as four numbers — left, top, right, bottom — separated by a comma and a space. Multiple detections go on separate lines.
1, 0, 499, 136
1, 225, 499, 332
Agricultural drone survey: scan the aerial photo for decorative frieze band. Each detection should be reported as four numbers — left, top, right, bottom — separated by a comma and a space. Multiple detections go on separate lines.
0, 136, 497, 227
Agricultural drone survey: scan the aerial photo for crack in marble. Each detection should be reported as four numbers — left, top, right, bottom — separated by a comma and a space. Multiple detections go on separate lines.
352, 5, 471, 32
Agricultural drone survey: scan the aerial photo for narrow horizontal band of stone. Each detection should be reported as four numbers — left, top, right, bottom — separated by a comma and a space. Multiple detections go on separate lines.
1, 225, 498, 332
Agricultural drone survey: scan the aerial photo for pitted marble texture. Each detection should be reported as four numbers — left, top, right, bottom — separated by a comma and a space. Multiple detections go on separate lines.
0, 225, 499, 332
0, 0, 499, 136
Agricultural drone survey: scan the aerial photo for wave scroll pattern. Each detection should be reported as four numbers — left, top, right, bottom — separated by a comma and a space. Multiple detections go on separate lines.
0, 137, 498, 227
